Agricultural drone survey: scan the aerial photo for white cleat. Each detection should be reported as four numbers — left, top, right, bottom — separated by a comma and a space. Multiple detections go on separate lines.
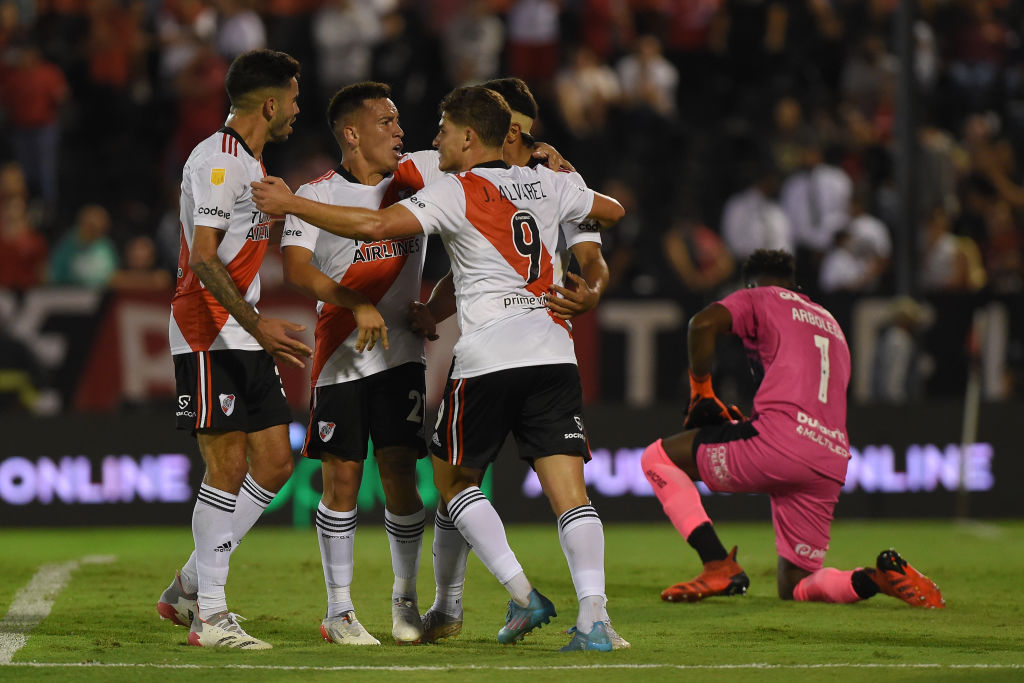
320, 611, 381, 645
156, 571, 196, 627
188, 610, 272, 649
392, 597, 424, 644
605, 622, 631, 649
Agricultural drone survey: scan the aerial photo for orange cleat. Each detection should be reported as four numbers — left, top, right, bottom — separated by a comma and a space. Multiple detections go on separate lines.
661, 546, 750, 603
869, 549, 946, 608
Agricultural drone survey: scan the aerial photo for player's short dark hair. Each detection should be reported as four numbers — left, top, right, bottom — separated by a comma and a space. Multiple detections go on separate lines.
225, 49, 300, 109
742, 249, 796, 285
479, 77, 538, 119
439, 87, 511, 149
326, 81, 393, 130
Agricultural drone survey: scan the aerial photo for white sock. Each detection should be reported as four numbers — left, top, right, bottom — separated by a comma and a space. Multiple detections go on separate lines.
430, 508, 470, 617
317, 501, 357, 618
179, 474, 277, 594
558, 504, 607, 631
384, 507, 425, 601
447, 486, 530, 606
193, 483, 236, 619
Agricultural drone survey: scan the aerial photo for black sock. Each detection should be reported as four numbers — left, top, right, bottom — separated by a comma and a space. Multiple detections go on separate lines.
686, 522, 728, 564
851, 569, 880, 599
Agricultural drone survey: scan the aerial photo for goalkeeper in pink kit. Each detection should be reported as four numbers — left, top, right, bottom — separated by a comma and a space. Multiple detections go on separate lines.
643, 250, 945, 608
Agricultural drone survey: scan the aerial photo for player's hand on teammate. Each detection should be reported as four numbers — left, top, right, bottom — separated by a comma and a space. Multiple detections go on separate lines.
546, 272, 599, 319
683, 370, 746, 429
531, 142, 576, 173
407, 301, 439, 341
251, 176, 294, 215
254, 316, 312, 369
353, 302, 389, 352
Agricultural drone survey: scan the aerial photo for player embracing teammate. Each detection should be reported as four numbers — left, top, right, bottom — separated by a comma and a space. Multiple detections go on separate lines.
253, 85, 627, 651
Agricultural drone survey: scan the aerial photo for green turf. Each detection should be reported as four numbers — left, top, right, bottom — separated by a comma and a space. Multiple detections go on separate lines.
1, 521, 1022, 682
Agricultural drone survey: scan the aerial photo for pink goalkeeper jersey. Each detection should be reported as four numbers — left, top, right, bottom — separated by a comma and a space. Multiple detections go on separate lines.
718, 286, 851, 479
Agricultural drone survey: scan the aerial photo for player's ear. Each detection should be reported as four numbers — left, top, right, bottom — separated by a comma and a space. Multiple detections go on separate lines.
342, 123, 358, 147
507, 122, 521, 145
262, 96, 275, 122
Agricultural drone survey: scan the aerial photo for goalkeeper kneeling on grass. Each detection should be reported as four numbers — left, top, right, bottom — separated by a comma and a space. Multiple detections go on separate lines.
642, 249, 945, 608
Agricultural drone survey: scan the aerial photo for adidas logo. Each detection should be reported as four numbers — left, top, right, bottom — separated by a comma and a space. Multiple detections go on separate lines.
646, 470, 667, 489
214, 541, 233, 552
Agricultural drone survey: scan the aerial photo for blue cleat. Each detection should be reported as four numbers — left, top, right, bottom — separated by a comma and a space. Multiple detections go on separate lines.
560, 621, 613, 652
496, 589, 556, 644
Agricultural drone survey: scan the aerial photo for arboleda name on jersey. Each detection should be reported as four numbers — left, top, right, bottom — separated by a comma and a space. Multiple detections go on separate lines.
351, 236, 420, 264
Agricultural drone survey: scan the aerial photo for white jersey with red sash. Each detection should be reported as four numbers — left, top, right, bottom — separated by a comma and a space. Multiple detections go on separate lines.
399, 161, 595, 379
169, 127, 272, 354
281, 150, 443, 387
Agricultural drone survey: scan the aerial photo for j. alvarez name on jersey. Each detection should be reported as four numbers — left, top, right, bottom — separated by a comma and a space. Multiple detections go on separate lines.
481, 180, 549, 203
351, 236, 421, 264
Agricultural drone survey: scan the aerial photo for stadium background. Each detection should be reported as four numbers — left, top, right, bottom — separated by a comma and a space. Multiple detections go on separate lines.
1, 0, 1023, 524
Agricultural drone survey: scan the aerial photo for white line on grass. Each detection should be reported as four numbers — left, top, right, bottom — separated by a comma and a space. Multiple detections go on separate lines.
2, 663, 1022, 672
0, 555, 115, 665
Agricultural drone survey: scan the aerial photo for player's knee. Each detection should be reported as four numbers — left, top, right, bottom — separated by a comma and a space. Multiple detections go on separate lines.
260, 454, 294, 490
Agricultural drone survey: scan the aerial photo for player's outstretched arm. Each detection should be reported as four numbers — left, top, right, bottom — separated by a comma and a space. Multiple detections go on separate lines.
586, 192, 625, 230
546, 242, 609, 319
190, 225, 312, 368
252, 176, 423, 241
282, 245, 388, 352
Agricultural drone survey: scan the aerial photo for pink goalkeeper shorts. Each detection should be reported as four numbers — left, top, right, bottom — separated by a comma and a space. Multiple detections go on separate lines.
694, 418, 844, 572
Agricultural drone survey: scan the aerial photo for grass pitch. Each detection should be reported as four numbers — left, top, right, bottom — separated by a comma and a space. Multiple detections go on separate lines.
1, 520, 1022, 682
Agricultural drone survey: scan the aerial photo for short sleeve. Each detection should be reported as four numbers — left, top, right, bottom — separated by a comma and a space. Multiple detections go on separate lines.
561, 218, 602, 248
398, 175, 463, 237
191, 153, 247, 231
547, 167, 595, 227
718, 289, 757, 342
559, 171, 601, 248
280, 183, 321, 252
403, 149, 445, 187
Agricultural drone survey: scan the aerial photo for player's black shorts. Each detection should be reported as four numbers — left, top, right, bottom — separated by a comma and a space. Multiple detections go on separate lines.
302, 361, 427, 461
429, 363, 590, 470
173, 350, 291, 434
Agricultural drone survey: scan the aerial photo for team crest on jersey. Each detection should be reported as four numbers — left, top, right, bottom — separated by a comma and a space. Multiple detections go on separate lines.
318, 421, 336, 442
219, 393, 235, 416
211, 168, 225, 185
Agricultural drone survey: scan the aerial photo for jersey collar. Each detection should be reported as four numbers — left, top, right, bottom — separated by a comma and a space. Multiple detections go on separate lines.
218, 126, 255, 159
471, 159, 510, 170
335, 164, 394, 184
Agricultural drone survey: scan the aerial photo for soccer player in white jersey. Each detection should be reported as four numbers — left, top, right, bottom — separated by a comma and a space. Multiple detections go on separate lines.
253, 86, 626, 651
279, 82, 446, 645
156, 49, 311, 650
407, 77, 625, 649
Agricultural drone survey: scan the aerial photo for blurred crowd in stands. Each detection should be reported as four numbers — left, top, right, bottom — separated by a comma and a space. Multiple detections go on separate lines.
2, 0, 1024, 405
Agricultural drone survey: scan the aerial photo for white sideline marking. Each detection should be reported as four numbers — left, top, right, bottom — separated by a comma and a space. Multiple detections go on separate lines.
2, 663, 1022, 672
0, 555, 115, 664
